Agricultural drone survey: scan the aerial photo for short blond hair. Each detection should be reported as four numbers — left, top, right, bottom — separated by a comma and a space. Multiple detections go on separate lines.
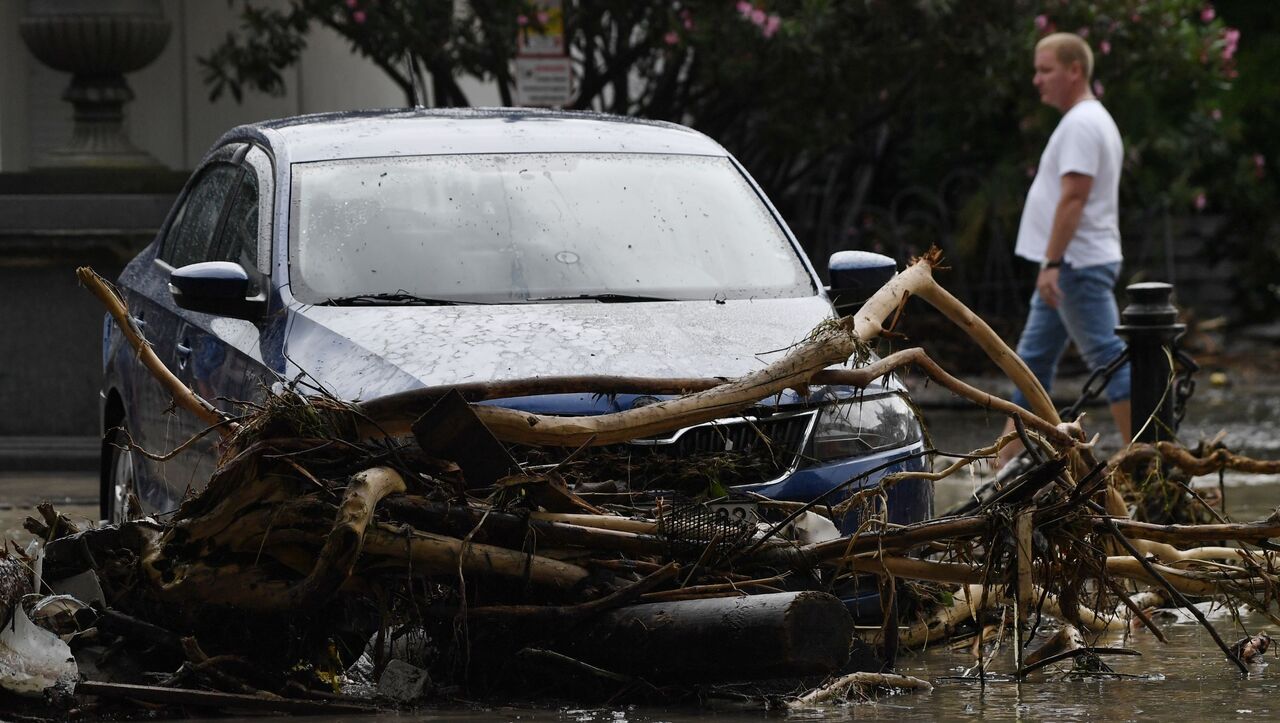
1037, 32, 1094, 80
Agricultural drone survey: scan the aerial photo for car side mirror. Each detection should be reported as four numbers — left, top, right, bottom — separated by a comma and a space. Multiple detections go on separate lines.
169, 261, 266, 320
826, 251, 897, 316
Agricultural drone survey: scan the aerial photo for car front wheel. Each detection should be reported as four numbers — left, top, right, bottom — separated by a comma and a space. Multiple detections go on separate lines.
105, 425, 141, 524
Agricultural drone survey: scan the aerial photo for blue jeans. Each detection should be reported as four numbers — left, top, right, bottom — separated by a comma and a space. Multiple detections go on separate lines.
1010, 262, 1131, 410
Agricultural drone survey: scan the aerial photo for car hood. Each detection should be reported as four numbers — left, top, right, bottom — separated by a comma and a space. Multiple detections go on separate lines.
284, 296, 868, 401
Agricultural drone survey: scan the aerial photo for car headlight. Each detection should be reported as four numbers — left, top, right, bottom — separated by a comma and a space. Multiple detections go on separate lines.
808, 393, 923, 462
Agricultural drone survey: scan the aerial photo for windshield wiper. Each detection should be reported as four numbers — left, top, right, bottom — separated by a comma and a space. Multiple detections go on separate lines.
318, 292, 471, 306
526, 293, 678, 303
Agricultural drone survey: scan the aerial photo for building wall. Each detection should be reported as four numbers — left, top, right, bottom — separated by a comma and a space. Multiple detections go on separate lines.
2, 0, 423, 172
0, 1, 28, 170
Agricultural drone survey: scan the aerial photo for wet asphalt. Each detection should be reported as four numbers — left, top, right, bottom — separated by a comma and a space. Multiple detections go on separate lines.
0, 470, 98, 544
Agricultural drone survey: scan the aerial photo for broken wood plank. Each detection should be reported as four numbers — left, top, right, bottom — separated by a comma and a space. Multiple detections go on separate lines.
412, 389, 519, 488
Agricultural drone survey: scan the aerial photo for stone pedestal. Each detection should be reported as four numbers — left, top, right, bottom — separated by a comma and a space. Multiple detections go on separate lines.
19, 0, 171, 168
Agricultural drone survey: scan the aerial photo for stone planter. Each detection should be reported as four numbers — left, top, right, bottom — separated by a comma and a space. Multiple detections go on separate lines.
19, 0, 171, 168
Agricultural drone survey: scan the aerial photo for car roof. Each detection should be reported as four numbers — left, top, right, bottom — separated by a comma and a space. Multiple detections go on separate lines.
219, 108, 728, 164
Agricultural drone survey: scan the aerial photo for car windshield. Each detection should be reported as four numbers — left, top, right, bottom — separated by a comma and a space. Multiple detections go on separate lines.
288, 153, 815, 304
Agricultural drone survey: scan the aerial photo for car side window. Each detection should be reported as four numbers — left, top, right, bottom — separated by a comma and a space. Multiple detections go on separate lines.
217, 172, 259, 266
162, 164, 240, 269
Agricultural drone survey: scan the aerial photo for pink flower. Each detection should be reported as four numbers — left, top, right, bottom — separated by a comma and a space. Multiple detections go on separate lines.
345, 0, 357, 8
1211, 108, 1222, 121
536, 11, 549, 24
1092, 79, 1105, 97
664, 30, 680, 45
1076, 26, 1090, 38
1034, 14, 1049, 31
736, 1, 753, 18
1026, 165, 1037, 178
1201, 5, 1216, 22
763, 14, 781, 38
1222, 27, 1241, 60
516, 14, 528, 26
1255, 153, 1267, 178
681, 9, 694, 30
1194, 192, 1207, 211
1100, 40, 1111, 55
751, 8, 766, 25
353, 9, 366, 23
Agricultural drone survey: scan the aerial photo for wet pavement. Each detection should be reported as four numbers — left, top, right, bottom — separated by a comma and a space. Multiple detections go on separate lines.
0, 470, 97, 544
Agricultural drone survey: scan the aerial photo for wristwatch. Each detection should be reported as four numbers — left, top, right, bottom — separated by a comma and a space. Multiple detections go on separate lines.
1040, 257, 1064, 270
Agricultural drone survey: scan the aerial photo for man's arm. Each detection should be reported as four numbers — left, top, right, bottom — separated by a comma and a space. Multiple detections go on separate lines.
1037, 171, 1094, 308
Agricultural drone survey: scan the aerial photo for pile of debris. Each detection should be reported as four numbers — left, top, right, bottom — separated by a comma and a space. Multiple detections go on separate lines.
3, 252, 1279, 718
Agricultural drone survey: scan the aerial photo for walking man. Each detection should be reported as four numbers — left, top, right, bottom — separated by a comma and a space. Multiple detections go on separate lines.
998, 32, 1131, 467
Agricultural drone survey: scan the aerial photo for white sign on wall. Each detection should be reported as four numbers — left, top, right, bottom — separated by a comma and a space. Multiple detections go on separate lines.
515, 0, 571, 108
515, 57, 573, 108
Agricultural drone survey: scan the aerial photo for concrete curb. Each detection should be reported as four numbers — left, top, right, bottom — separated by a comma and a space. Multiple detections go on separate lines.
0, 436, 98, 472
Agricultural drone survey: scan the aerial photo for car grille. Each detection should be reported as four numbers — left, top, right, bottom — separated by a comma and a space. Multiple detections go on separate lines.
628, 410, 817, 475
509, 409, 819, 491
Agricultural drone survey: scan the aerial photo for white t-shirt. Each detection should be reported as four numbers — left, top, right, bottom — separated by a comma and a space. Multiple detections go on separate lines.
1015, 99, 1124, 268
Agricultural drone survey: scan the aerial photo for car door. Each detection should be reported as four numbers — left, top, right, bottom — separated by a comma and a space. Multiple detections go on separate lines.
126, 145, 244, 511
167, 145, 281, 500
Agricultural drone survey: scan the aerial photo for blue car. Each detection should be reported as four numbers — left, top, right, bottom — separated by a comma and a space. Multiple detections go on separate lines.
99, 109, 931, 543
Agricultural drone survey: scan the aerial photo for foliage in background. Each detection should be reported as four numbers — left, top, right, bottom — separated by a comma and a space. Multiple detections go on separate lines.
1214, 0, 1280, 316
201, 0, 1279, 318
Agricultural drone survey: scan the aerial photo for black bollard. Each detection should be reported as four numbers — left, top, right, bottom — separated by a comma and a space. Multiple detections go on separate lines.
1116, 282, 1185, 443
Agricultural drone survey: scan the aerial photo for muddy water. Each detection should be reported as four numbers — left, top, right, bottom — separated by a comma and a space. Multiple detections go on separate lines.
259, 616, 1280, 722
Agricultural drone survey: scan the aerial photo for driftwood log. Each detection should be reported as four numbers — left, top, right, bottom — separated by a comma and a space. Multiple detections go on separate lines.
791, 671, 933, 706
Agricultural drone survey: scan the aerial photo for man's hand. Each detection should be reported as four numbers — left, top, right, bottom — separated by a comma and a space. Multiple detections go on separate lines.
1038, 171, 1092, 310
1037, 266, 1063, 308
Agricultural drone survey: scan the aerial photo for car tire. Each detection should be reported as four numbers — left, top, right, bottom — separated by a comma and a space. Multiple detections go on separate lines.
105, 424, 141, 524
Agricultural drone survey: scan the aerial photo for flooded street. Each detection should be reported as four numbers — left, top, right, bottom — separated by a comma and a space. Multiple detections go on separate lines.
3, 381, 1277, 721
